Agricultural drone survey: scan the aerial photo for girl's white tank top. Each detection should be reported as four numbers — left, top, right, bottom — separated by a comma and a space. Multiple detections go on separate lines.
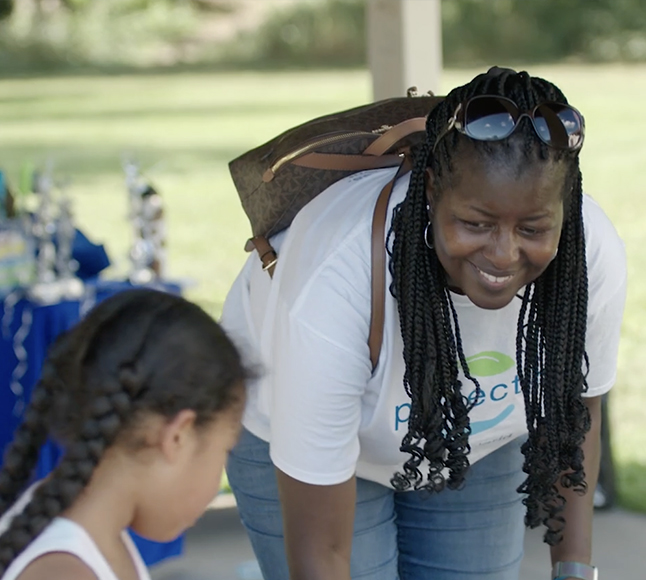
0, 485, 151, 580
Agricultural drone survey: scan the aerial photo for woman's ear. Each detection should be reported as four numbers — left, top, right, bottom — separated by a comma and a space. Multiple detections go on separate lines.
158, 409, 198, 463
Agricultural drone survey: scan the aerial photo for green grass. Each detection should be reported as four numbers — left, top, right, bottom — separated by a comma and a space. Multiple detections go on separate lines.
1, 65, 645, 510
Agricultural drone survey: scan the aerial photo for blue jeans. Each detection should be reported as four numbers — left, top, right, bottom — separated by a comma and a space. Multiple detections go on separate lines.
227, 428, 526, 580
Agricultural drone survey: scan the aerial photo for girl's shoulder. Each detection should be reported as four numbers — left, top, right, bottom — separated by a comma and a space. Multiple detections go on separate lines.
1, 518, 125, 580
12, 552, 96, 580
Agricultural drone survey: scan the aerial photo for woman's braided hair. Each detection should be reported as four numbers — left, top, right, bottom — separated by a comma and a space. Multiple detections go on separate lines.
388, 68, 589, 545
0, 289, 249, 573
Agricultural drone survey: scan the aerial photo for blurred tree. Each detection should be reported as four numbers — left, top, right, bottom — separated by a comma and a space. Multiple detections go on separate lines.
0, 0, 13, 21
107, 0, 233, 13
442, 0, 646, 64
1, 0, 645, 72
59, 0, 90, 10
187, 0, 234, 13
232, 0, 365, 67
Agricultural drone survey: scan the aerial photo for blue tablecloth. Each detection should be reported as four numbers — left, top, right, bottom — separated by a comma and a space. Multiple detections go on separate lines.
0, 279, 184, 566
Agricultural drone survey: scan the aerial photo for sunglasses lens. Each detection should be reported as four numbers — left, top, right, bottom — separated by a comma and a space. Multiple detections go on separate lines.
533, 104, 584, 149
464, 97, 516, 141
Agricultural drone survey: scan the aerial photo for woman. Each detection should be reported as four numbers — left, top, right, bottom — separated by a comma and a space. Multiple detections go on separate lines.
222, 67, 626, 580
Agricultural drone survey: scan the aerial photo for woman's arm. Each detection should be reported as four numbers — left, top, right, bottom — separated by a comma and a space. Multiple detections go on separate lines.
277, 469, 356, 580
550, 395, 602, 567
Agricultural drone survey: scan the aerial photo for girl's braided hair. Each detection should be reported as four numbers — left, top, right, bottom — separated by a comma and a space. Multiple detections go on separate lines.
388, 68, 589, 545
0, 289, 249, 573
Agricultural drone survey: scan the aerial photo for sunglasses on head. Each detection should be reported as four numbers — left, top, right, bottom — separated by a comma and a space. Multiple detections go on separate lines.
432, 95, 585, 152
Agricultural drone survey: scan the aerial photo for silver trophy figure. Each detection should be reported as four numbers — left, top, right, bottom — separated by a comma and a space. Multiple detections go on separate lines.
123, 159, 166, 284
32, 167, 57, 287
54, 189, 83, 298
28, 165, 83, 303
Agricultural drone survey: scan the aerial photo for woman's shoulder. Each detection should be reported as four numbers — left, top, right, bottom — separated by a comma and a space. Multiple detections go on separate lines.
582, 194, 622, 243
582, 194, 627, 303
287, 168, 405, 255
275, 168, 407, 299
12, 552, 96, 580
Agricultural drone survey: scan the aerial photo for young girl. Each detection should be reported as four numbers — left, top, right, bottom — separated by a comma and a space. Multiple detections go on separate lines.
0, 289, 249, 580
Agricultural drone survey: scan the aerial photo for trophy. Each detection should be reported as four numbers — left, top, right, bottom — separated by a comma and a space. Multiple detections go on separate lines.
28, 164, 83, 303
123, 159, 166, 284
54, 188, 83, 297
30, 167, 58, 296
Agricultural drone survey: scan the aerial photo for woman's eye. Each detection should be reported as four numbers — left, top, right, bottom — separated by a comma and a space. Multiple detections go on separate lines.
461, 220, 490, 230
519, 226, 546, 236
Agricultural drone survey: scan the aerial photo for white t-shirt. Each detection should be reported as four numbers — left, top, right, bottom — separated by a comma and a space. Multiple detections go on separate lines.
222, 167, 627, 488
0, 485, 150, 580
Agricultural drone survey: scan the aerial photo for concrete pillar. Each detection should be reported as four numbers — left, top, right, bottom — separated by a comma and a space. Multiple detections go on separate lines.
366, 0, 442, 100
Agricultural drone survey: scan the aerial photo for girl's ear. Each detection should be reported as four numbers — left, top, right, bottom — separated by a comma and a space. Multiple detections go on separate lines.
158, 410, 198, 463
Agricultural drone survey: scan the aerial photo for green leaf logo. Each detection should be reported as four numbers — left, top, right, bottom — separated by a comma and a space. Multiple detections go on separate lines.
465, 351, 515, 377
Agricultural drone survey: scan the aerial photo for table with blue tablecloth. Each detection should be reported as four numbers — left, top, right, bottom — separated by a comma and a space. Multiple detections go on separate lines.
0, 279, 184, 566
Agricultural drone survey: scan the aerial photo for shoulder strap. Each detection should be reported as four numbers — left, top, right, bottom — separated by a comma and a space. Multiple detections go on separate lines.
368, 157, 412, 369
261, 116, 426, 179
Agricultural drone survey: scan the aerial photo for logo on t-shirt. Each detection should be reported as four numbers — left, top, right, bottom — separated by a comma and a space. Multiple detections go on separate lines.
394, 351, 520, 436
466, 351, 516, 435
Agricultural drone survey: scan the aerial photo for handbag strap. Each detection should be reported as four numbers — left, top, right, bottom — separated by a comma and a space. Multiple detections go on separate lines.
368, 156, 412, 369
292, 152, 403, 171
363, 117, 427, 156
247, 235, 278, 276
263, 116, 426, 178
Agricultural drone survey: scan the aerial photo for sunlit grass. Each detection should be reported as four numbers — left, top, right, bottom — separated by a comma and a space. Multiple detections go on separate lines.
0, 64, 644, 509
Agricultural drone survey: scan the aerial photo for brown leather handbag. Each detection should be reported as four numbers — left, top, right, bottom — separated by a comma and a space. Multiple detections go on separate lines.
228, 91, 443, 368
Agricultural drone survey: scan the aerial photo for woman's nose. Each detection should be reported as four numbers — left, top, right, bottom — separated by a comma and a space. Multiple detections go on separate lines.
483, 229, 520, 271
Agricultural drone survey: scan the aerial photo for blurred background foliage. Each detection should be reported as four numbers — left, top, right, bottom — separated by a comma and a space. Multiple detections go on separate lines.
1, 0, 645, 74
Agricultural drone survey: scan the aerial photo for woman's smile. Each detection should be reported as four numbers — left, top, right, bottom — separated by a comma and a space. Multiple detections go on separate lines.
471, 263, 516, 290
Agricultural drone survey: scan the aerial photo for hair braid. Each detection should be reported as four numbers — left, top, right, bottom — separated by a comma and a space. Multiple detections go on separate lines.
0, 380, 51, 514
0, 372, 131, 574
0, 309, 94, 515
389, 67, 589, 545
389, 118, 480, 492
517, 166, 589, 543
